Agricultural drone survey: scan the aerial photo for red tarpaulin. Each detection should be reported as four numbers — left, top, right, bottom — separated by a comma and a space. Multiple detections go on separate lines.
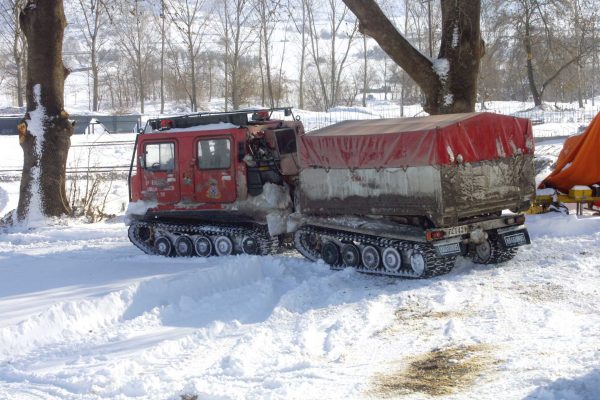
298, 112, 533, 169
540, 112, 600, 193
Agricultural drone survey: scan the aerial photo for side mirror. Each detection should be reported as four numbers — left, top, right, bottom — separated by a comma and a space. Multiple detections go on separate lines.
284, 108, 292, 117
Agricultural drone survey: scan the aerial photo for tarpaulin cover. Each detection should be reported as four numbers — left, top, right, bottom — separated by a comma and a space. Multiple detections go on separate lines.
298, 112, 533, 168
540, 112, 600, 193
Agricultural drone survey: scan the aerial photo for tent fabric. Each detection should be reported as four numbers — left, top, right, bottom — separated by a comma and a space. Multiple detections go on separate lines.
540, 112, 600, 193
298, 112, 533, 169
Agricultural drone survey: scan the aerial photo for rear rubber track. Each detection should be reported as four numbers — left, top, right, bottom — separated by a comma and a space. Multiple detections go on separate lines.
294, 225, 456, 278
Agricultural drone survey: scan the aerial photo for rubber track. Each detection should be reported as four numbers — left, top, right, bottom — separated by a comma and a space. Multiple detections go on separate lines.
128, 221, 277, 257
294, 225, 456, 279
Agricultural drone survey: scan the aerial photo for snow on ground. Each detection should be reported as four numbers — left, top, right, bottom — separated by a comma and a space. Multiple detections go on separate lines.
0, 214, 599, 400
1, 106, 600, 399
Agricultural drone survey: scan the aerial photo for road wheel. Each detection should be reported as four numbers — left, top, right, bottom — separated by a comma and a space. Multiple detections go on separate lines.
241, 236, 259, 255
409, 250, 426, 277
382, 247, 402, 273
154, 236, 173, 257
174, 235, 194, 257
341, 243, 361, 267
194, 236, 212, 257
361, 245, 380, 270
214, 236, 234, 256
321, 241, 341, 266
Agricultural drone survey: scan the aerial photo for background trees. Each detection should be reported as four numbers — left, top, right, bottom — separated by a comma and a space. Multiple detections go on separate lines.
0, 0, 26, 108
0, 0, 598, 114
72, 0, 111, 112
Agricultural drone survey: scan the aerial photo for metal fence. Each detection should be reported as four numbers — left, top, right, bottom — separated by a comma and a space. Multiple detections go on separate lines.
294, 102, 600, 136
1, 103, 598, 137
0, 115, 141, 135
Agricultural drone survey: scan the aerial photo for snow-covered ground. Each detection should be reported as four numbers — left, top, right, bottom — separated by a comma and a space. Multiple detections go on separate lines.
1, 211, 600, 399
1, 106, 600, 399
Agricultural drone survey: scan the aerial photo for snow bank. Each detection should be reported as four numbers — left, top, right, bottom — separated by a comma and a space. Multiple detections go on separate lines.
526, 213, 600, 238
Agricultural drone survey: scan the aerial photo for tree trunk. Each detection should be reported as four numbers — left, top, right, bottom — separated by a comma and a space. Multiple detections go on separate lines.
577, 64, 583, 109
15, 55, 24, 108
297, 0, 306, 110
208, 57, 213, 102
160, 12, 165, 114
91, 36, 99, 111
362, 35, 367, 107
189, 39, 197, 112
523, 12, 542, 107
259, 36, 265, 106
13, 38, 24, 107
342, 0, 484, 114
261, 6, 274, 109
17, 0, 72, 222
135, 1, 145, 115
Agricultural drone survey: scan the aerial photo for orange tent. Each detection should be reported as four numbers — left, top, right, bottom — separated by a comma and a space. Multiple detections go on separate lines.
540, 112, 600, 193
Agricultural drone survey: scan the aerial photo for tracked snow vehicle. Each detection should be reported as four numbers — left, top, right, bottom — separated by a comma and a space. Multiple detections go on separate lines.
127, 108, 535, 278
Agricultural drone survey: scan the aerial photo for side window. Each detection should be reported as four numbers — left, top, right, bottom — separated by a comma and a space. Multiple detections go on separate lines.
145, 142, 175, 171
198, 139, 231, 169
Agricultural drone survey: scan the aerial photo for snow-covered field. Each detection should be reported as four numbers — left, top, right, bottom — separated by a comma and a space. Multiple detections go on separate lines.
1, 108, 600, 399
1, 207, 600, 399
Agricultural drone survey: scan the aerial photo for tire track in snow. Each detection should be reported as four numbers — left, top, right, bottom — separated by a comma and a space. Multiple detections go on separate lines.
0, 256, 337, 397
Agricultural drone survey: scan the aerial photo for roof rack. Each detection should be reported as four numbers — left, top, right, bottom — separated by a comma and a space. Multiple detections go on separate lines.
144, 107, 294, 132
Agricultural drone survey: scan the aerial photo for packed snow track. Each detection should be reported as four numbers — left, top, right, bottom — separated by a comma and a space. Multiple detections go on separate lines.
0, 214, 600, 399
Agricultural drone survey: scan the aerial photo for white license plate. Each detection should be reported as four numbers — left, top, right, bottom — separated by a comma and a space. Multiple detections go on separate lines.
435, 242, 462, 256
503, 232, 527, 247
445, 225, 469, 237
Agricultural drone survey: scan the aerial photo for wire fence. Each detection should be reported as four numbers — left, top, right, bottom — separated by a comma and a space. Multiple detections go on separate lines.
292, 100, 600, 137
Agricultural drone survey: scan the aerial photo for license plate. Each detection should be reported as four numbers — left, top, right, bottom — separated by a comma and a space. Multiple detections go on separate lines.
434, 242, 463, 256
501, 231, 529, 247
445, 225, 469, 237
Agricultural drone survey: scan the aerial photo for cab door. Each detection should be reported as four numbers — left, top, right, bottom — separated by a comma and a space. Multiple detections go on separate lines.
194, 137, 237, 203
141, 141, 180, 204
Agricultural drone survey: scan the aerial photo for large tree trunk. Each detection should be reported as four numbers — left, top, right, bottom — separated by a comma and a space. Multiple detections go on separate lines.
342, 0, 484, 114
17, 0, 72, 221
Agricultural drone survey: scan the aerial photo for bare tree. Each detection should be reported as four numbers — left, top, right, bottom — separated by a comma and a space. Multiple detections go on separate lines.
306, 0, 359, 111
255, 0, 284, 108
72, 0, 112, 112
16, 0, 73, 222
501, 0, 596, 107
158, 0, 167, 113
0, 0, 27, 107
164, 0, 211, 112
219, 0, 256, 110
288, 0, 309, 109
342, 0, 485, 114
361, 34, 367, 107
115, 0, 156, 114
